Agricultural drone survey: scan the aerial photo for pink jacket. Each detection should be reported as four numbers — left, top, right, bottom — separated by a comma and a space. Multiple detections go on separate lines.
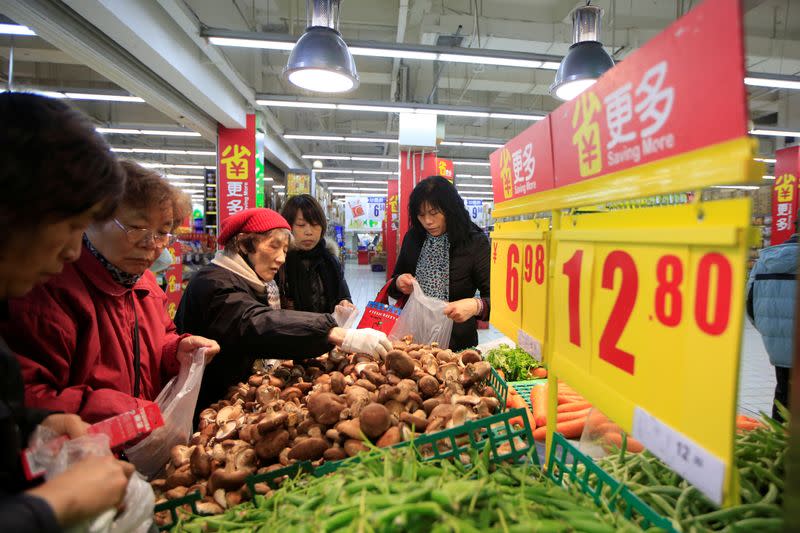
2, 244, 185, 423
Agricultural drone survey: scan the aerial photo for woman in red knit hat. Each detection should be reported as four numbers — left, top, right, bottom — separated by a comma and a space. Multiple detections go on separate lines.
176, 208, 392, 417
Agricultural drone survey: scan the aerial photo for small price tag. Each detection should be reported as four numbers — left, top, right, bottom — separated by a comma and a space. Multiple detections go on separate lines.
517, 329, 542, 362
633, 407, 725, 504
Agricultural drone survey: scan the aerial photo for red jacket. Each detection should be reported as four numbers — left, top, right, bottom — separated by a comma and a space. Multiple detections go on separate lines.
1, 244, 185, 423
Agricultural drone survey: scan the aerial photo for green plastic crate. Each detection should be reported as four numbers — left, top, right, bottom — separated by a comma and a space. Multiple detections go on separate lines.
153, 491, 201, 531
547, 432, 676, 532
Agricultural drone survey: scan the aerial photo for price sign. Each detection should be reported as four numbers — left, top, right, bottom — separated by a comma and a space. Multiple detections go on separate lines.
549, 199, 750, 505
164, 242, 183, 320
520, 219, 549, 362
490, 220, 547, 339
550, 0, 746, 188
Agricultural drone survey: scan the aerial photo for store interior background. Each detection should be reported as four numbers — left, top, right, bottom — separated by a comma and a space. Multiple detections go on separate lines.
1, 0, 796, 418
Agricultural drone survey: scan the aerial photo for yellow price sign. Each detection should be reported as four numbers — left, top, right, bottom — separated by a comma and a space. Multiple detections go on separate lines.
549, 199, 750, 506
490, 220, 550, 352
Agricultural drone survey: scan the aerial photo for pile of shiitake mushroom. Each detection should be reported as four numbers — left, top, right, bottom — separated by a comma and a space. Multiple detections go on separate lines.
151, 338, 500, 516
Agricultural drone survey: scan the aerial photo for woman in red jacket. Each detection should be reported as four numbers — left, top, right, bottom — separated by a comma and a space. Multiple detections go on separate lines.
3, 161, 219, 424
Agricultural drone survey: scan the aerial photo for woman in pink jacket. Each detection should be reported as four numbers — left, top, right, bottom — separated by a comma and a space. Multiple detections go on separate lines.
2, 161, 219, 423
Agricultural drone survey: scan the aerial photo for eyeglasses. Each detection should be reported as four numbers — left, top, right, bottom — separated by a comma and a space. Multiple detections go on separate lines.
113, 218, 176, 246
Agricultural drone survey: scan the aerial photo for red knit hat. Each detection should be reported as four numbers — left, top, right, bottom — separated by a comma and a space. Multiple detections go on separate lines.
217, 208, 291, 246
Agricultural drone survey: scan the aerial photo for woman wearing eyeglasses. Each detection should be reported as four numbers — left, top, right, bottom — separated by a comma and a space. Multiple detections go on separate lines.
2, 161, 220, 423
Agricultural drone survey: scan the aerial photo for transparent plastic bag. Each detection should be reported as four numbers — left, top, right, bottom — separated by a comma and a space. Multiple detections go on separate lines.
578, 407, 645, 458
389, 280, 454, 348
125, 347, 207, 479
33, 432, 154, 533
333, 304, 360, 329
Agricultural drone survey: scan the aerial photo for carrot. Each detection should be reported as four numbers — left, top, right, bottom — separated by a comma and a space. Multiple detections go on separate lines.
533, 417, 587, 441
556, 407, 592, 423
601, 432, 644, 453
531, 385, 548, 427
557, 394, 584, 405
736, 420, 764, 432
556, 400, 592, 413
532, 367, 548, 378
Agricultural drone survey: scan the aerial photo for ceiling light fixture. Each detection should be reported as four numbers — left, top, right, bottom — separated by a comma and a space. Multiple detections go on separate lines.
750, 128, 800, 138
745, 75, 800, 90
763, 175, 776, 180
112, 147, 216, 156
25, 89, 144, 103
284, 0, 359, 93
456, 183, 493, 188
550, 3, 615, 101
97, 127, 200, 137
313, 159, 324, 168
452, 160, 491, 167
0, 23, 35, 36
138, 163, 214, 170
754, 157, 777, 164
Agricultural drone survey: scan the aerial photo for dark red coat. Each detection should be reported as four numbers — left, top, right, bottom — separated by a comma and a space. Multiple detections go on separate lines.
1, 244, 185, 423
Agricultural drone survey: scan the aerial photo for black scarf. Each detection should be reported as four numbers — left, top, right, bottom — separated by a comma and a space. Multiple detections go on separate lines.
282, 238, 341, 313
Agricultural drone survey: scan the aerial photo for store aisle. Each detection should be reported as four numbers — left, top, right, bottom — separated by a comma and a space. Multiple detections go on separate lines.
343, 260, 777, 416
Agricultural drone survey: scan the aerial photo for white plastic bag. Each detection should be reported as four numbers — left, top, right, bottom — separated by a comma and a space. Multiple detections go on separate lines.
35, 432, 154, 533
389, 280, 454, 348
333, 304, 360, 329
125, 347, 207, 479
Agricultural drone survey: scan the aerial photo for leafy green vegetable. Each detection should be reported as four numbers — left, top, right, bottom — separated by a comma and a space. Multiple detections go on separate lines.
483, 344, 539, 381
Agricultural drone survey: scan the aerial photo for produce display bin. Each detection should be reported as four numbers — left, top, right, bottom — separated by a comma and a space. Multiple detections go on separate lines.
508, 378, 547, 409
547, 432, 676, 532
153, 491, 202, 531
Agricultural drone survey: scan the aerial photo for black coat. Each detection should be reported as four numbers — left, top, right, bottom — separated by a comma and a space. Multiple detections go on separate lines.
0, 333, 61, 532
389, 224, 490, 350
277, 239, 351, 314
175, 264, 337, 418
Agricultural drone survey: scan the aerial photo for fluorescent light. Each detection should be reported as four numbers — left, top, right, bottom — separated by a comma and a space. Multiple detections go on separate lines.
316, 169, 354, 174
138, 163, 213, 170
302, 155, 350, 160
112, 147, 215, 156
285, 134, 345, 141
96, 128, 140, 134
489, 112, 544, 121
351, 156, 397, 162
453, 160, 491, 167
97, 127, 199, 137
64, 92, 144, 103
302, 154, 398, 163
169, 182, 205, 187
165, 174, 205, 180
0, 23, 35, 36
348, 47, 438, 61
755, 157, 777, 163
443, 141, 503, 148
763, 175, 776, 180
30, 90, 67, 99
208, 36, 294, 50
338, 104, 405, 113
438, 53, 542, 69
273, 185, 286, 189
750, 129, 800, 137
357, 170, 398, 175
541, 62, 561, 70
711, 185, 762, 190
429, 109, 490, 118
469, 175, 493, 179
347, 136, 398, 143
456, 183, 493, 188
320, 179, 388, 185
257, 99, 337, 109
745, 76, 800, 90
328, 186, 388, 191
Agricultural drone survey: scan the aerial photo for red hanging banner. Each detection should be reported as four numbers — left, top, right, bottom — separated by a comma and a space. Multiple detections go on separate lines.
549, 0, 747, 188
490, 117, 555, 203
771, 146, 800, 246
164, 242, 183, 321
435, 158, 455, 182
218, 114, 256, 224
399, 151, 438, 239
385, 179, 399, 279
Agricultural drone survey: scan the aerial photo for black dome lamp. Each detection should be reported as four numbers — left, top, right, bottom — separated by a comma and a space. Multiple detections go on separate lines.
550, 2, 615, 101
284, 0, 359, 93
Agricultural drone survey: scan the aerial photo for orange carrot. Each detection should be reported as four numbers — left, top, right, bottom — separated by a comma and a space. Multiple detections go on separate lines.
532, 367, 548, 378
556, 407, 592, 423
533, 417, 587, 441
531, 385, 548, 427
557, 394, 584, 405
556, 400, 592, 413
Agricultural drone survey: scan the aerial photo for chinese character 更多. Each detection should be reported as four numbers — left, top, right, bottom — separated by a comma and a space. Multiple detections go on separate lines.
227, 181, 243, 197
221, 144, 252, 180
778, 203, 791, 216
571, 91, 603, 177
604, 82, 636, 149
777, 216, 790, 231
775, 174, 796, 203
227, 198, 244, 214
635, 61, 674, 138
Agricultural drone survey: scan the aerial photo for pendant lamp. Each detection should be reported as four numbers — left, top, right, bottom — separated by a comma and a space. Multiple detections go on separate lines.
550, 3, 614, 101
284, 0, 359, 93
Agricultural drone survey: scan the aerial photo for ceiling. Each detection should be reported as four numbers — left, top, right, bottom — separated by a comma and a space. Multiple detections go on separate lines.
1, 0, 798, 200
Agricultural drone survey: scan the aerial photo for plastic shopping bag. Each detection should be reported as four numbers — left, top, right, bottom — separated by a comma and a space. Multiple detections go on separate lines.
389, 280, 454, 348
30, 429, 154, 533
125, 347, 207, 479
332, 303, 360, 329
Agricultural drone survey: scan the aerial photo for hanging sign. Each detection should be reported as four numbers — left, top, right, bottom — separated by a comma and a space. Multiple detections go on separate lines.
287, 171, 311, 197
345, 196, 387, 230
164, 242, 183, 320
465, 199, 485, 227
490, 117, 554, 203
386, 180, 399, 278
549, 199, 750, 505
770, 146, 800, 246
218, 114, 256, 224
550, 0, 747, 188
435, 158, 455, 182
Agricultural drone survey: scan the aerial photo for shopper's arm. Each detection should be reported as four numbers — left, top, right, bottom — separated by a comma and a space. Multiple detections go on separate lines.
0, 494, 61, 533
472, 233, 491, 321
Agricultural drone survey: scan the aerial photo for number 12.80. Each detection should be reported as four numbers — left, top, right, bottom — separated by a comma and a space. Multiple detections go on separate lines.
561, 249, 733, 375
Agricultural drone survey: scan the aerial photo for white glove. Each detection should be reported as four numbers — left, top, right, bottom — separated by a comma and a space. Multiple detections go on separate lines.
341, 328, 392, 358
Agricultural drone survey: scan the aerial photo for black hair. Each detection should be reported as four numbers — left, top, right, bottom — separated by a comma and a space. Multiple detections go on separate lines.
0, 92, 124, 238
408, 176, 476, 246
281, 193, 328, 235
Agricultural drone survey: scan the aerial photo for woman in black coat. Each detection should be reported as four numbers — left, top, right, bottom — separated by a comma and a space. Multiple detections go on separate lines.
389, 176, 490, 350
278, 194, 353, 315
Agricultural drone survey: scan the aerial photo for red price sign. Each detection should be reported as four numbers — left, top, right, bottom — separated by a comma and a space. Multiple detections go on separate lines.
549, 0, 746, 188
549, 199, 750, 505
490, 116, 555, 204
490, 220, 549, 341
